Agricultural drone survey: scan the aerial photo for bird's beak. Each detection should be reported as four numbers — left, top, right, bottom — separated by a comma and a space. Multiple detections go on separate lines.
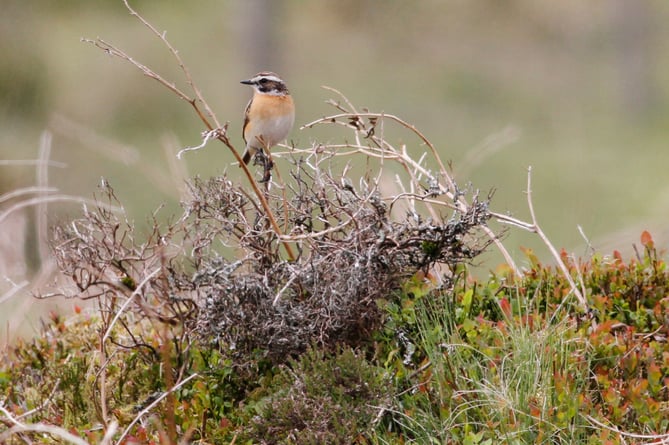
240, 79, 254, 85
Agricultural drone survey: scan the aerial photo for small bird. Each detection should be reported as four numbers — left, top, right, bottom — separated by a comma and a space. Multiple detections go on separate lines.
240, 72, 295, 165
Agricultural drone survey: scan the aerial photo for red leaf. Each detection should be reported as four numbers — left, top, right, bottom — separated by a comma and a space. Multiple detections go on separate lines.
641, 230, 654, 248
613, 250, 622, 261
499, 298, 511, 317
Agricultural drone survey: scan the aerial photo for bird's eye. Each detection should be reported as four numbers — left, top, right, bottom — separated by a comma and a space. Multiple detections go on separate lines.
259, 78, 269, 84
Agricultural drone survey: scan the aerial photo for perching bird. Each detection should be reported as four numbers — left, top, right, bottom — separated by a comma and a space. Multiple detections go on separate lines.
240, 72, 295, 165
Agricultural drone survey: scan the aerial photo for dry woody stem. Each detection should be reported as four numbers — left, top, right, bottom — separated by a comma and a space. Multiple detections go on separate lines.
55, 0, 590, 381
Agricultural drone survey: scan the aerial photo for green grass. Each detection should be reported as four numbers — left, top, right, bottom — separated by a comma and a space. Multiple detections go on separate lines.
405, 294, 590, 443
371, 246, 669, 444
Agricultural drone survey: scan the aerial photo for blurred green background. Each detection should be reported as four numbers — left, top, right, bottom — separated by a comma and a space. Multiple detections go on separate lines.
2, 1, 669, 334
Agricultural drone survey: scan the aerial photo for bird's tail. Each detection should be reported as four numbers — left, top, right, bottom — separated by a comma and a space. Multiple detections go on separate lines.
242, 148, 251, 165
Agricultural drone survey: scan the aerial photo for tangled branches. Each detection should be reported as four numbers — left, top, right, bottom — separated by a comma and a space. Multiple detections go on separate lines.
59, 0, 501, 359
187, 157, 492, 359
48, 126, 493, 362
57, 3, 587, 372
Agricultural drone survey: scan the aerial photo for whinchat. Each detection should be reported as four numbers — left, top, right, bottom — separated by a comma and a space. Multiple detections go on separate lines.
240, 72, 295, 165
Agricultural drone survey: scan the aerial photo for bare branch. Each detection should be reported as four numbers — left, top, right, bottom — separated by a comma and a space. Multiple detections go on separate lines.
116, 373, 199, 445
81, 37, 193, 103
0, 186, 58, 204
120, 0, 221, 128
524, 167, 587, 309
82, 5, 295, 260
0, 195, 122, 225
0, 159, 66, 167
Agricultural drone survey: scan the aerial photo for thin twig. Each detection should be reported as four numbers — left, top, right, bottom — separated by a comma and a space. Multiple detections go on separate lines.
0, 195, 123, 225
524, 167, 587, 309
116, 372, 199, 444
302, 106, 522, 277
585, 414, 669, 444
120, 0, 220, 129
302, 111, 452, 188
0, 409, 90, 445
36, 131, 52, 269
322, 85, 359, 115
0, 186, 58, 204
0, 280, 29, 306
102, 267, 161, 344
99, 421, 119, 445
82, 37, 193, 103
176, 128, 221, 159
0, 159, 66, 167
273, 271, 297, 306
15, 378, 62, 420
82, 4, 295, 260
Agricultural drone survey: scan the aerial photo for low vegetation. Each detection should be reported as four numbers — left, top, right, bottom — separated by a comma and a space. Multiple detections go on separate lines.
2, 218, 668, 444
2, 3, 668, 443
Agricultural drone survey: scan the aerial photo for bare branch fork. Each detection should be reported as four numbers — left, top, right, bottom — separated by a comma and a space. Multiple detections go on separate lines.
299, 98, 520, 275
520, 167, 587, 307
82, 0, 295, 260
299, 90, 587, 311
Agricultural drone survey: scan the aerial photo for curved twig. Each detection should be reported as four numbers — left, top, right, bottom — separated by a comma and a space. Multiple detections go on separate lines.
82, 2, 295, 260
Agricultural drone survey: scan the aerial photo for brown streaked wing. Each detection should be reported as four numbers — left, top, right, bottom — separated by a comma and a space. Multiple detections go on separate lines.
242, 97, 253, 144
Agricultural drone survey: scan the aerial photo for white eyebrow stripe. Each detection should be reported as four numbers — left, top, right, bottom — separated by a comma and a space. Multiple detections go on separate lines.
252, 75, 283, 83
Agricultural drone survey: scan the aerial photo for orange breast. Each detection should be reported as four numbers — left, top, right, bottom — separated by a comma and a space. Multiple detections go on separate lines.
244, 93, 295, 149
250, 93, 295, 120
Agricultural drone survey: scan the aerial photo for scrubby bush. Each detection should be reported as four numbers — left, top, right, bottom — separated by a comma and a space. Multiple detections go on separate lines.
3, 3, 668, 444
2, 89, 493, 442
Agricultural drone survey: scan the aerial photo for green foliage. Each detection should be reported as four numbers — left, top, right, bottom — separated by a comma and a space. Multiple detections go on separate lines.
3, 234, 669, 444
0, 312, 165, 431
377, 235, 669, 444
247, 347, 389, 444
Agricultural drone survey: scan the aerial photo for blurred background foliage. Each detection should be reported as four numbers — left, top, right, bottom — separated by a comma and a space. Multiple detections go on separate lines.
1, 0, 669, 334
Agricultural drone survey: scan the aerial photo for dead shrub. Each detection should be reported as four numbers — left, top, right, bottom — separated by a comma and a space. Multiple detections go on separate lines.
47, 134, 493, 365
188, 156, 492, 360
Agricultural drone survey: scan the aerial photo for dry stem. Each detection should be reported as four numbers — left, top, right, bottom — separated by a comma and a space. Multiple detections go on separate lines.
299, 100, 587, 311
82, 2, 295, 261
